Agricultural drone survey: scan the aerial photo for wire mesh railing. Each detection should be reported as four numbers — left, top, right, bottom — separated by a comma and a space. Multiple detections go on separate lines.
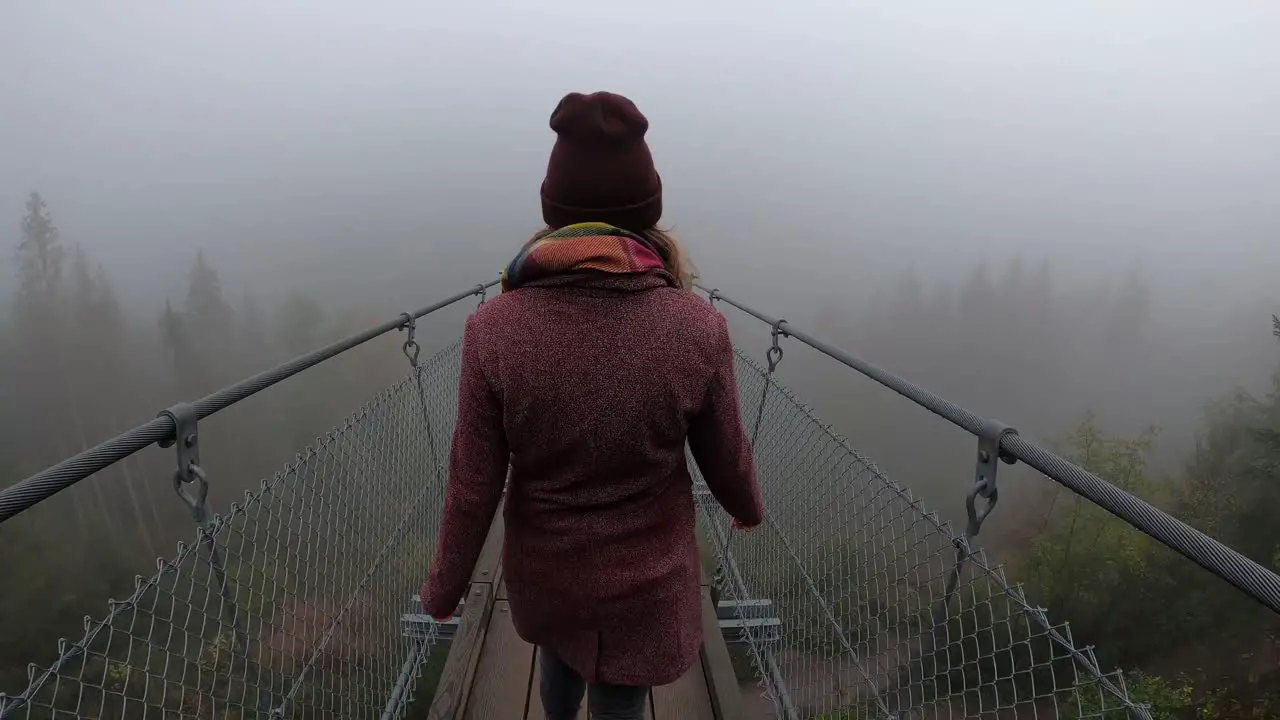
0, 342, 463, 719
695, 284, 1280, 616
693, 347, 1146, 719
691, 283, 1280, 719
0, 281, 493, 719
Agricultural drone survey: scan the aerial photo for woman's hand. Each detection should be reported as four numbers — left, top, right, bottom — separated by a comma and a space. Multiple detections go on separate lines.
420, 582, 457, 622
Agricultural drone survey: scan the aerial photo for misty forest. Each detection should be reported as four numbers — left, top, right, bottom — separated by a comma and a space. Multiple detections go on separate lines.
4, 2, 1280, 719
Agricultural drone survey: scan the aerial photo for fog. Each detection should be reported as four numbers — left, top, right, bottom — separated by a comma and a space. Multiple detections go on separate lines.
3, 0, 1280, 715
4, 2, 1278, 313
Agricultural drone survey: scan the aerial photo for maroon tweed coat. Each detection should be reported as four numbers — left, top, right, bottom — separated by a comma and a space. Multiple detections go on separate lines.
420, 272, 764, 686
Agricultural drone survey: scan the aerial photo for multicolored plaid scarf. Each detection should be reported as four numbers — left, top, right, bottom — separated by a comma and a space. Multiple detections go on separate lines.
501, 222, 667, 292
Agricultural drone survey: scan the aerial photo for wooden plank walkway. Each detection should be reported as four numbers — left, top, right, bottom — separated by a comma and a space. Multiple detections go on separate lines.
426, 504, 744, 719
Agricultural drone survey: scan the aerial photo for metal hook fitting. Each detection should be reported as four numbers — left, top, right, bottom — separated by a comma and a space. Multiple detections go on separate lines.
475, 283, 488, 306
175, 464, 210, 517
766, 319, 789, 373
964, 479, 998, 539
974, 419, 1018, 498
399, 312, 421, 368
708, 288, 721, 307
961, 419, 1017, 538
158, 402, 208, 518
766, 346, 784, 373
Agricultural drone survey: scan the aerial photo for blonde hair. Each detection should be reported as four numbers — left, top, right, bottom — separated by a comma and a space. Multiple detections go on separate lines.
524, 226, 696, 290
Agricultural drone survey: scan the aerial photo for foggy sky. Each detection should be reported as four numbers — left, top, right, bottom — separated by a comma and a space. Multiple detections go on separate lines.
2, 1, 1278, 321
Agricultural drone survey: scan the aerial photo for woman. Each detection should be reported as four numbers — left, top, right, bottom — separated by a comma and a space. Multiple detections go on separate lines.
420, 90, 764, 720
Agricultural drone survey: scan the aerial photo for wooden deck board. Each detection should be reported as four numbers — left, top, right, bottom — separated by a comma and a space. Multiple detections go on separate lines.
464, 601, 536, 719
425, 583, 494, 720
698, 586, 744, 720
652, 658, 716, 720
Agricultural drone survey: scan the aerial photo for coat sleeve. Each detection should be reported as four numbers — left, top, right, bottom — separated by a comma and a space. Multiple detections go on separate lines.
421, 314, 509, 617
688, 313, 765, 527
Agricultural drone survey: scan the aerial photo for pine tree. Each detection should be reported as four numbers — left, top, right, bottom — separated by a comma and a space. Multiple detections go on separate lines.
278, 289, 324, 356
12, 193, 68, 456
237, 287, 269, 370
13, 195, 102, 533
1107, 263, 1152, 346
92, 264, 123, 332
180, 250, 235, 389
276, 289, 327, 449
186, 250, 233, 342
71, 244, 92, 321
158, 297, 192, 378
71, 250, 158, 553
957, 261, 995, 319
15, 192, 65, 329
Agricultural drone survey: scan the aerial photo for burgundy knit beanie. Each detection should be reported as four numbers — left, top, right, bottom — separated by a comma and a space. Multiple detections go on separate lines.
540, 91, 663, 233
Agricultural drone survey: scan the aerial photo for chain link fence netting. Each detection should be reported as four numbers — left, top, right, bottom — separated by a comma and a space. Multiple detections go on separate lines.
3, 315, 1158, 720
0, 340, 464, 720
693, 348, 1150, 720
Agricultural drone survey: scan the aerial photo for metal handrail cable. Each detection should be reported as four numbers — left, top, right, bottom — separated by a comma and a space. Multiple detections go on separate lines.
0, 279, 498, 525
695, 282, 1280, 614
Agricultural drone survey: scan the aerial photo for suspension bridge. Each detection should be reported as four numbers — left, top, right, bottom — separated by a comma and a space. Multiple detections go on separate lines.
1, 279, 1278, 719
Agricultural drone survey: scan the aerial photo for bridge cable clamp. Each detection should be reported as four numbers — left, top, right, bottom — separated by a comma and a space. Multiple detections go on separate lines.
965, 419, 1019, 539
766, 319, 789, 373
475, 283, 488, 306
708, 288, 721, 308
158, 402, 208, 521
398, 312, 421, 369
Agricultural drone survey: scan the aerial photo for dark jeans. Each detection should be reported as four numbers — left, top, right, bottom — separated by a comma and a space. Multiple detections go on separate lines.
539, 647, 649, 720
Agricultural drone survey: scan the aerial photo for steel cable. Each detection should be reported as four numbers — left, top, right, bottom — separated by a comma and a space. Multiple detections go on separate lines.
0, 280, 498, 525
695, 283, 1280, 615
